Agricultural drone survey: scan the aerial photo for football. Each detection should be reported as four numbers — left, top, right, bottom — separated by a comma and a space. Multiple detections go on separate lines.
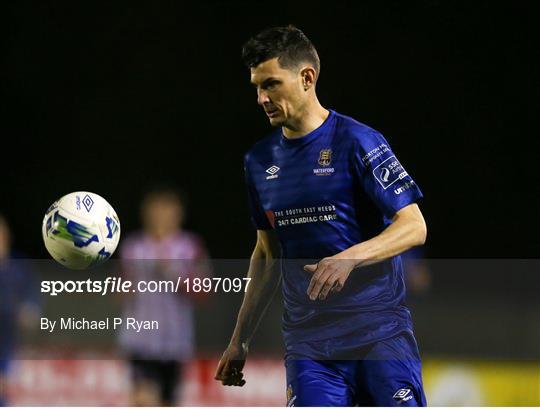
42, 191, 121, 269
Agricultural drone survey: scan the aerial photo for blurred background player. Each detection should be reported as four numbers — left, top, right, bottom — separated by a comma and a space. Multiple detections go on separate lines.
118, 187, 210, 406
0, 214, 40, 406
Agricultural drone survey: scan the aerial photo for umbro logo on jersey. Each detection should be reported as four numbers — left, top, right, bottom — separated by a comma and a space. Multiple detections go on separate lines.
266, 165, 280, 180
393, 388, 413, 403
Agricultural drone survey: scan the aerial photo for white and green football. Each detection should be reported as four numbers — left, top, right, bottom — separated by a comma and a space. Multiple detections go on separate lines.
42, 191, 120, 269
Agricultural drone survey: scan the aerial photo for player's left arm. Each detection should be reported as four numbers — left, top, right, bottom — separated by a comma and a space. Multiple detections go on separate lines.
305, 203, 426, 300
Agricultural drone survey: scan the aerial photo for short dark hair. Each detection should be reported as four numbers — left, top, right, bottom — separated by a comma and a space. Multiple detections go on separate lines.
242, 25, 320, 76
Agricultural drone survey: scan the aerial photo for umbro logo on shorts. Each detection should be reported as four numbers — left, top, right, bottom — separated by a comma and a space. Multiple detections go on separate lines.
393, 388, 413, 403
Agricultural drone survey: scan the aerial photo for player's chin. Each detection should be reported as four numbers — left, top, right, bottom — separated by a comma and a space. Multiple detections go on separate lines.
268, 115, 285, 127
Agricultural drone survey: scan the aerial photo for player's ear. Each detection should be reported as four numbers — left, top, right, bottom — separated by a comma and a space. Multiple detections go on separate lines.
300, 66, 317, 91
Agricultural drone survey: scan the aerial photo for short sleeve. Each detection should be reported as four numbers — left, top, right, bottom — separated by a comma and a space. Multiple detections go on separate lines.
244, 155, 272, 230
353, 130, 423, 219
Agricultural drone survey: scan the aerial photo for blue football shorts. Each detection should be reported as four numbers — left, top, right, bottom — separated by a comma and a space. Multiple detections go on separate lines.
285, 332, 427, 406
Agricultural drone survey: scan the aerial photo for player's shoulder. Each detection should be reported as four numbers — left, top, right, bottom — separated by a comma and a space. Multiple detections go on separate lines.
177, 230, 205, 247
244, 129, 281, 166
150, 231, 208, 261
333, 110, 390, 152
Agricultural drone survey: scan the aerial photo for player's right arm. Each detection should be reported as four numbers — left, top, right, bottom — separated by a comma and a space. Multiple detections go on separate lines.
214, 229, 281, 386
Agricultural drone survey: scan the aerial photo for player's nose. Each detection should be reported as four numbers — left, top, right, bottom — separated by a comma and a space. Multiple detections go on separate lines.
257, 89, 270, 105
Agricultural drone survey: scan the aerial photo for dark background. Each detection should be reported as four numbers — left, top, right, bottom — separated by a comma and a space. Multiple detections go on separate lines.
1, 1, 539, 367
1, 1, 538, 258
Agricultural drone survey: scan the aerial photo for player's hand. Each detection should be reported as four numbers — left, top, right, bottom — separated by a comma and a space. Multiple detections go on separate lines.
214, 342, 248, 387
304, 257, 357, 301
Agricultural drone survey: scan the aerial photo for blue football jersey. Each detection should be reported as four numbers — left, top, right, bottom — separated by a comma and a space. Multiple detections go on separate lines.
244, 110, 423, 359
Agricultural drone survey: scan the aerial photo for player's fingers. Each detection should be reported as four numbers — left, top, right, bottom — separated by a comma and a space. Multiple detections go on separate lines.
319, 274, 338, 300
221, 373, 236, 386
306, 268, 320, 295
222, 364, 244, 384
303, 263, 317, 273
306, 267, 323, 297
214, 358, 227, 380
222, 372, 245, 386
231, 359, 246, 373
306, 259, 330, 294
217, 358, 235, 381
219, 362, 245, 385
231, 371, 245, 386
308, 269, 332, 300
330, 280, 343, 293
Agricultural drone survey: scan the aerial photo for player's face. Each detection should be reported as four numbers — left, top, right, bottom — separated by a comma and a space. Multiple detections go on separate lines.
250, 58, 306, 127
142, 198, 184, 238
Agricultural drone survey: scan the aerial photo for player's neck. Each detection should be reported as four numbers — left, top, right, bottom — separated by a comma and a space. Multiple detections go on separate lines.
147, 229, 180, 241
282, 100, 329, 139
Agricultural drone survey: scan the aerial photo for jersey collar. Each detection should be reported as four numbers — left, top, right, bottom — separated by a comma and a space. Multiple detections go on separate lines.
280, 109, 335, 148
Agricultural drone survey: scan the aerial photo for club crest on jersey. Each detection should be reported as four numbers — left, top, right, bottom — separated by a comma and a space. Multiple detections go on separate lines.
313, 149, 335, 176
318, 149, 332, 166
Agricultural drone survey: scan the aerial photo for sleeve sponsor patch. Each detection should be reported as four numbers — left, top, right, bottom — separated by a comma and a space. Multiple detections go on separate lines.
372, 155, 409, 189
361, 143, 390, 166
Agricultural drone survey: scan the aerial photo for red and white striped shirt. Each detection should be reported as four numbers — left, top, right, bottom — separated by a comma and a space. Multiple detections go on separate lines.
118, 231, 209, 360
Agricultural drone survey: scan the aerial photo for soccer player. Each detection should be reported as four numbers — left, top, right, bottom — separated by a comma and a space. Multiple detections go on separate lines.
214, 26, 428, 406
119, 187, 210, 406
